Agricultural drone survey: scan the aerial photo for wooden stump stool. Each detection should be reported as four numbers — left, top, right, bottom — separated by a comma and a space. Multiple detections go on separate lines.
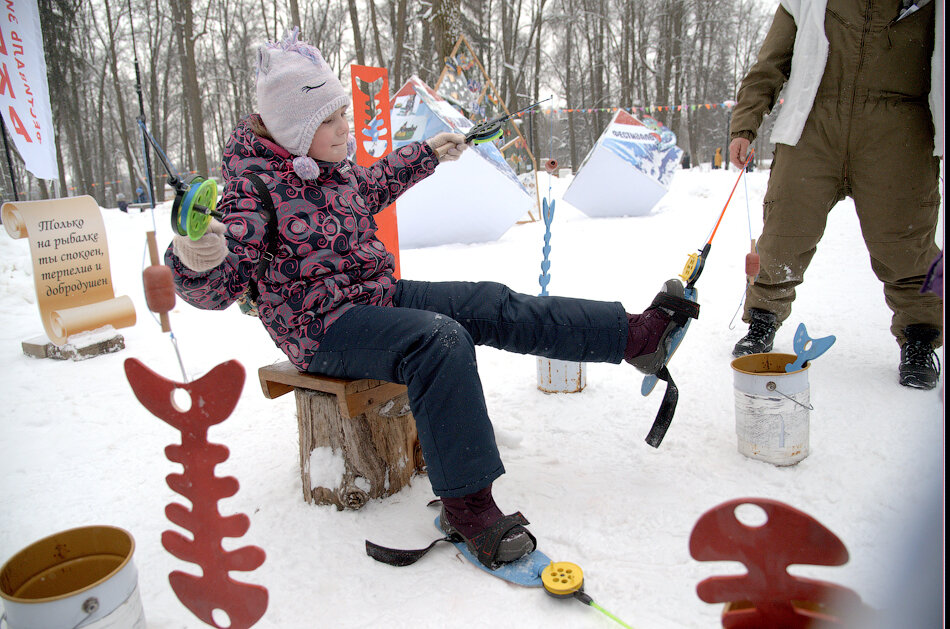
258, 362, 425, 510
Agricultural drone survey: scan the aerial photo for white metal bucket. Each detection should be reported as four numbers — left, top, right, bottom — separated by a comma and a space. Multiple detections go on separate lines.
0, 526, 146, 629
537, 357, 586, 393
731, 353, 812, 466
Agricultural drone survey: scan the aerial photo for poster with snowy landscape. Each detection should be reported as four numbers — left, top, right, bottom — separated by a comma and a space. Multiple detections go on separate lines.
392, 76, 528, 193
564, 109, 684, 218
388, 77, 535, 248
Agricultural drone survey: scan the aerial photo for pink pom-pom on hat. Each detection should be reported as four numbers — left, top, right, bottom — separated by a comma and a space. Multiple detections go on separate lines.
292, 156, 321, 180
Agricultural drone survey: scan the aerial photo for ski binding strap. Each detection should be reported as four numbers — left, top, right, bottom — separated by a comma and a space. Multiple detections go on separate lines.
640, 285, 699, 447
465, 512, 536, 570
365, 512, 536, 571
653, 291, 700, 324
645, 366, 678, 448
365, 536, 456, 567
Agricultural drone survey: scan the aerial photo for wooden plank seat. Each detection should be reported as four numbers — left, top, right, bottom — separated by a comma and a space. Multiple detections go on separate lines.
258, 361, 425, 510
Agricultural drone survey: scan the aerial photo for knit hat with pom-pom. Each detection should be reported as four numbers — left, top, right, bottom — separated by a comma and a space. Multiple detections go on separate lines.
256, 27, 349, 179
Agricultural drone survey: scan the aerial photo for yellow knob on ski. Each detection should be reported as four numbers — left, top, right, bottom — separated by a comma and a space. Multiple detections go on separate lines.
542, 561, 584, 598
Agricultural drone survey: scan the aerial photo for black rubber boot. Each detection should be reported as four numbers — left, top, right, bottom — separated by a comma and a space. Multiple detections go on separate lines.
899, 325, 941, 390
732, 308, 778, 357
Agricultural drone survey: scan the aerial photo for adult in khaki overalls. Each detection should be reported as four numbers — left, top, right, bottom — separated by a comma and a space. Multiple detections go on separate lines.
729, 0, 943, 389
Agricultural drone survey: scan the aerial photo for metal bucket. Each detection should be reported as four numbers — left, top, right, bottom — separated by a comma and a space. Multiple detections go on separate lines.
730, 353, 812, 466
537, 357, 586, 393
0, 526, 146, 629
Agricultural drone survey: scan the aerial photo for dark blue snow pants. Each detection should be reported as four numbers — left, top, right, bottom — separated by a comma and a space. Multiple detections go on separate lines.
307, 280, 627, 497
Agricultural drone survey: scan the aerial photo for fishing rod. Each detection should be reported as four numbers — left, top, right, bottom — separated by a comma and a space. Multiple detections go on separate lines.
639, 149, 756, 448
127, 0, 222, 383
127, 0, 220, 243
679, 149, 756, 289
135, 119, 222, 241
465, 96, 552, 144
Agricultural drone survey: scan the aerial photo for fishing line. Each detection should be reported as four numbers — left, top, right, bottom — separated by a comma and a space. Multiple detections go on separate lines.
541, 562, 637, 628
730, 159, 759, 329
574, 591, 637, 628
465, 97, 552, 144
128, 0, 190, 382
679, 149, 755, 289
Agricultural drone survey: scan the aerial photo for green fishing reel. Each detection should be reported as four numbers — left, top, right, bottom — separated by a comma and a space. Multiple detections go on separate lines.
465, 120, 505, 145
463, 97, 552, 145
170, 175, 223, 240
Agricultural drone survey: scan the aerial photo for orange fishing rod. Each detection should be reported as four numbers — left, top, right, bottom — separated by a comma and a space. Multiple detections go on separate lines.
679, 149, 755, 289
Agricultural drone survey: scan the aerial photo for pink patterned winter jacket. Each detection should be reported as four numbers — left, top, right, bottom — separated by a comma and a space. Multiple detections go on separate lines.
165, 115, 439, 369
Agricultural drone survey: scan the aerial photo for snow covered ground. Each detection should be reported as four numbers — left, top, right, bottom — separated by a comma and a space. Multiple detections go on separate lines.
0, 166, 943, 628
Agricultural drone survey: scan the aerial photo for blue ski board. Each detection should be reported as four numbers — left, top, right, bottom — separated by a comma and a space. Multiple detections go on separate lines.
641, 286, 698, 396
434, 516, 551, 587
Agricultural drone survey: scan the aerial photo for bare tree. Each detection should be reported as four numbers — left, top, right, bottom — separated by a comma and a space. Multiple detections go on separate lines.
431, 0, 463, 82
37, 0, 87, 198
392, 0, 408, 87
95, 0, 141, 197
169, 0, 209, 177
347, 0, 366, 66
289, 0, 300, 30
13, 0, 774, 201
561, 0, 580, 171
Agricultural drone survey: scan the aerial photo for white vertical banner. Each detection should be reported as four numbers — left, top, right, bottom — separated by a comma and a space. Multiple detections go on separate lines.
0, 0, 57, 180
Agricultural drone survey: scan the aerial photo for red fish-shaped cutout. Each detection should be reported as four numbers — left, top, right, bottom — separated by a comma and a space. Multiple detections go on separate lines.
689, 498, 864, 628
125, 358, 268, 629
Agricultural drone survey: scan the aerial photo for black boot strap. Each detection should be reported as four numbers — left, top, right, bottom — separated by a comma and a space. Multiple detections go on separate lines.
365, 536, 457, 567
467, 512, 535, 569
365, 511, 535, 570
645, 366, 678, 448
652, 292, 700, 324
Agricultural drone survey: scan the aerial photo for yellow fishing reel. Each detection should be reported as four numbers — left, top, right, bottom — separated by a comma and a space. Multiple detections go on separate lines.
679, 243, 711, 288
542, 561, 585, 598
679, 252, 699, 284
541, 560, 635, 627
171, 175, 222, 240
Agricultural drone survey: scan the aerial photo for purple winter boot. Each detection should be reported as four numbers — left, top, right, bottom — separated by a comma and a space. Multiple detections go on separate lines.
439, 484, 536, 569
625, 279, 700, 375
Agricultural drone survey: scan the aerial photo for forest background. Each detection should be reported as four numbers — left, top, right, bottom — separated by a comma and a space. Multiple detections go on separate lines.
5, 0, 775, 208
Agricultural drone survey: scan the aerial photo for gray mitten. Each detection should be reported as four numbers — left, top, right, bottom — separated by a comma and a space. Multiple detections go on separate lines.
172, 219, 228, 272
425, 132, 468, 162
